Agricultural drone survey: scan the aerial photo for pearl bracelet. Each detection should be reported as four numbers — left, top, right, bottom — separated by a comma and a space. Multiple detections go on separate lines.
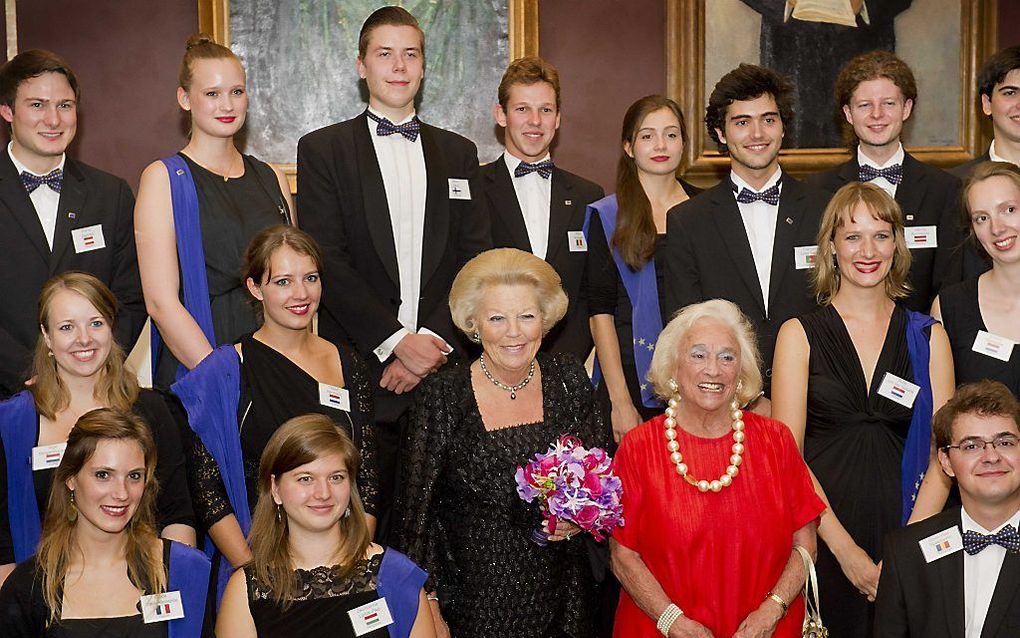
656, 603, 683, 636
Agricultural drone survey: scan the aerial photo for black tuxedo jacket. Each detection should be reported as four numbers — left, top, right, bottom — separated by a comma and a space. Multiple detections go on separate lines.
807, 151, 964, 311
663, 176, 828, 382
480, 155, 604, 360
0, 152, 143, 397
875, 507, 1020, 638
950, 151, 991, 180
296, 113, 491, 417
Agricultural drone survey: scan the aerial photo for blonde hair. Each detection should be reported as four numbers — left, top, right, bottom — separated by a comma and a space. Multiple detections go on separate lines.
178, 33, 241, 91
31, 272, 139, 420
38, 409, 164, 623
449, 248, 568, 337
648, 299, 763, 406
811, 182, 912, 306
249, 414, 371, 606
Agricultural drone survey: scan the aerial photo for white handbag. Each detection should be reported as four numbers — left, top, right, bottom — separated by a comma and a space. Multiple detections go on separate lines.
793, 545, 829, 638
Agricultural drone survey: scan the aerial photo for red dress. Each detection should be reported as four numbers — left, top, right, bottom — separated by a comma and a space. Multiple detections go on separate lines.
612, 412, 825, 638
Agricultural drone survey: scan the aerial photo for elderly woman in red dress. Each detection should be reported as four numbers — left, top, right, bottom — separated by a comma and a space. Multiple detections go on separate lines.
610, 299, 825, 638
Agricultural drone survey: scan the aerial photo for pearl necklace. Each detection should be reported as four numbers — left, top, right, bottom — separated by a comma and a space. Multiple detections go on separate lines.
663, 396, 745, 492
479, 353, 535, 400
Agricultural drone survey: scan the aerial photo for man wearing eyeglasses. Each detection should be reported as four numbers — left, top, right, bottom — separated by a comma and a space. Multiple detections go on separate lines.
875, 379, 1020, 637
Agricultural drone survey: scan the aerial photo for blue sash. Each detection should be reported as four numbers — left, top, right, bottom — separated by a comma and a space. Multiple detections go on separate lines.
582, 195, 664, 408
901, 310, 936, 524
0, 391, 42, 563
168, 541, 212, 638
377, 549, 427, 638
171, 346, 245, 603
151, 154, 216, 383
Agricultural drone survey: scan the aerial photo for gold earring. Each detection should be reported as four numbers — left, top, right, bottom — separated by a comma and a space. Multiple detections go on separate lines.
68, 490, 78, 522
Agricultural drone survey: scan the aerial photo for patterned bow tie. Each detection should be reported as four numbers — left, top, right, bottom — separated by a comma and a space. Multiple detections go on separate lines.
734, 182, 781, 206
20, 168, 63, 194
514, 159, 554, 179
859, 163, 903, 185
367, 111, 421, 142
963, 524, 1020, 555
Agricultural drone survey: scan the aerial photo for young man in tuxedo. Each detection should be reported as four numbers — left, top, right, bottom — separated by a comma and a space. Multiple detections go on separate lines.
875, 380, 1020, 638
808, 51, 963, 311
663, 64, 828, 394
482, 56, 603, 361
296, 6, 490, 540
0, 50, 143, 397
953, 46, 1020, 179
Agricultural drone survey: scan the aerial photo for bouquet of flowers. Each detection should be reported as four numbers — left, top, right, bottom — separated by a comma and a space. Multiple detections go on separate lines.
515, 435, 624, 545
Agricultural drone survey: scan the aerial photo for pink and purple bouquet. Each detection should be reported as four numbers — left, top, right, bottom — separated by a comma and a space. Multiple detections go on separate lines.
515, 435, 624, 543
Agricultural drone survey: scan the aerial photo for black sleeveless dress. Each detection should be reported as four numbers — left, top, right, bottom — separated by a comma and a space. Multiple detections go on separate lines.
801, 304, 916, 638
939, 277, 1020, 397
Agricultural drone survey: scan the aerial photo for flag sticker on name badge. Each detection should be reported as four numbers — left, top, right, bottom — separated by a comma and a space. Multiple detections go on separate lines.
919, 526, 963, 563
904, 225, 937, 249
31, 442, 67, 471
448, 178, 471, 200
568, 230, 588, 252
972, 330, 1015, 362
877, 372, 920, 408
140, 591, 185, 623
794, 245, 818, 270
348, 597, 394, 636
318, 383, 351, 412
71, 224, 106, 253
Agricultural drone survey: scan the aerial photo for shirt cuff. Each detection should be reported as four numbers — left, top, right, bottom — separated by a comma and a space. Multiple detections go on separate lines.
375, 328, 412, 362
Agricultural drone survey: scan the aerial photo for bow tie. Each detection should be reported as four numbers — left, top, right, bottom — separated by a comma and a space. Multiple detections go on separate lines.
514, 159, 554, 179
20, 168, 63, 194
962, 524, 1020, 555
367, 111, 421, 142
734, 182, 781, 206
859, 163, 903, 185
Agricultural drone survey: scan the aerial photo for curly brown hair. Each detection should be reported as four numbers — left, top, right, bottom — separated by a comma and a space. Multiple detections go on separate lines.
834, 51, 917, 147
705, 64, 793, 154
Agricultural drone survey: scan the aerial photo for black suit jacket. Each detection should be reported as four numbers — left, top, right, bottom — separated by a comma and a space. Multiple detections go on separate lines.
807, 151, 964, 311
0, 152, 143, 397
296, 112, 491, 418
875, 507, 1020, 638
949, 151, 991, 180
663, 176, 828, 382
480, 155, 604, 360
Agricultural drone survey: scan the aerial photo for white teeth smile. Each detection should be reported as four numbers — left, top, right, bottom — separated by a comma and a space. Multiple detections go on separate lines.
994, 237, 1015, 249
698, 382, 724, 392
101, 505, 127, 515
72, 349, 95, 361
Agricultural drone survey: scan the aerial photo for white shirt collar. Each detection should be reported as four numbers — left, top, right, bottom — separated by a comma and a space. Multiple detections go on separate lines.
503, 149, 551, 172
961, 505, 1020, 535
8, 141, 66, 176
858, 142, 904, 170
730, 166, 782, 196
988, 140, 1017, 165
367, 106, 417, 126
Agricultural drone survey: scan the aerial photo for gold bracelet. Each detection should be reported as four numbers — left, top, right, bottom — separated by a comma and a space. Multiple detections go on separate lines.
766, 591, 789, 615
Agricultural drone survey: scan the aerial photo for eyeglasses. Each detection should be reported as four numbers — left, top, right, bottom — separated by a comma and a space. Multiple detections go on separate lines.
942, 435, 1020, 456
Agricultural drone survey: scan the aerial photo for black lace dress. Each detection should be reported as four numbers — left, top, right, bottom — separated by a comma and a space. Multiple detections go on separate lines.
246, 553, 388, 638
399, 353, 605, 638
184, 334, 379, 535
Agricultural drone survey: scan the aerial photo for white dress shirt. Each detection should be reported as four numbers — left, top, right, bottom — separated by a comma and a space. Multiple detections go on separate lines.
961, 506, 1020, 638
731, 168, 782, 310
9, 142, 65, 250
989, 140, 1018, 166
858, 142, 905, 198
503, 150, 552, 260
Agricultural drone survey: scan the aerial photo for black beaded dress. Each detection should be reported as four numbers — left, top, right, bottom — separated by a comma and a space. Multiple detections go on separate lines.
153, 154, 289, 389
801, 304, 919, 638
399, 353, 605, 638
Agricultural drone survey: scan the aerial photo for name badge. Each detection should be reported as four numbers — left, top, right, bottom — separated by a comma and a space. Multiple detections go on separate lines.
318, 383, 351, 412
877, 372, 920, 408
904, 225, 937, 249
348, 597, 394, 636
794, 245, 818, 270
567, 230, 587, 252
32, 442, 67, 471
71, 224, 107, 253
972, 330, 1015, 362
140, 590, 185, 623
448, 178, 471, 200
919, 526, 963, 563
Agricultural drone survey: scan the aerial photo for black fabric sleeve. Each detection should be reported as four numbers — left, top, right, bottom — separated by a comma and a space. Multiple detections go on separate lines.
585, 211, 619, 317
0, 559, 46, 637
171, 396, 234, 531
135, 390, 196, 530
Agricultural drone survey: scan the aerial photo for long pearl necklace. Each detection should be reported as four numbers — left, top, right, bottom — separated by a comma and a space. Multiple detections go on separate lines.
663, 396, 745, 492
479, 353, 535, 400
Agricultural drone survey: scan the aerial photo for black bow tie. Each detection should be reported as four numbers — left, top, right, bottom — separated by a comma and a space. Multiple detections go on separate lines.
963, 524, 1020, 555
514, 160, 554, 179
367, 111, 421, 142
859, 163, 903, 185
20, 168, 63, 194
733, 182, 781, 206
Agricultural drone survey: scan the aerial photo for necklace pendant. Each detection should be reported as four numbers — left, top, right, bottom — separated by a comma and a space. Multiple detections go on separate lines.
510, 391, 516, 400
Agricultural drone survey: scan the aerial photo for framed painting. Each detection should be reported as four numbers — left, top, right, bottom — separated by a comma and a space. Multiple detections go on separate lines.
198, 0, 539, 191
666, 0, 999, 185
